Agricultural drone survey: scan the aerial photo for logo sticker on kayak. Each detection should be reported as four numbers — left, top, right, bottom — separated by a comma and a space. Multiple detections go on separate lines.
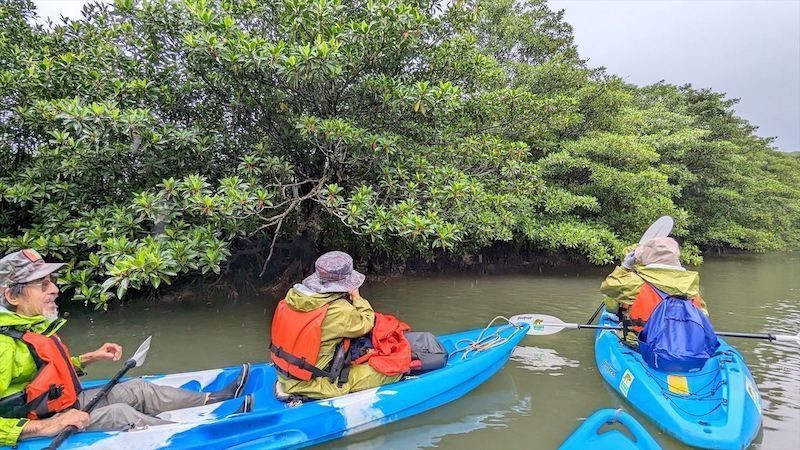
746, 379, 761, 412
619, 370, 635, 397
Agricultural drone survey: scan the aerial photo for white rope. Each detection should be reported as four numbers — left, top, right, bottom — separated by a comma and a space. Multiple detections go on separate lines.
450, 316, 524, 360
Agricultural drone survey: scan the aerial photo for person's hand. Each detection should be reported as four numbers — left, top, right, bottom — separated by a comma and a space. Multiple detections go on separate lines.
601, 311, 620, 323
80, 342, 123, 365
348, 288, 361, 301
621, 251, 636, 270
21, 409, 90, 438
52, 409, 90, 432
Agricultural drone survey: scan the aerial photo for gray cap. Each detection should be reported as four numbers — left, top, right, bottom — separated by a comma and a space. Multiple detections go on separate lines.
0, 249, 65, 290
301, 251, 365, 294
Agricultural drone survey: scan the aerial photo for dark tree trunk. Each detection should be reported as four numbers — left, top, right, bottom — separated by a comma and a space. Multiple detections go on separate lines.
262, 202, 324, 297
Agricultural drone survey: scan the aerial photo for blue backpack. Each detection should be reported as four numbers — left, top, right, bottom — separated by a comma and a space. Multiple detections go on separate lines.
638, 287, 720, 372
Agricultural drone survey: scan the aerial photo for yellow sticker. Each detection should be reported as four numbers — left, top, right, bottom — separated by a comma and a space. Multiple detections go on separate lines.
667, 375, 690, 396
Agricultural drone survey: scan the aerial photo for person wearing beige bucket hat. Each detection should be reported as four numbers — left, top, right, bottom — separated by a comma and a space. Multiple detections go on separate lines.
601, 237, 709, 346
270, 251, 402, 400
0, 250, 251, 446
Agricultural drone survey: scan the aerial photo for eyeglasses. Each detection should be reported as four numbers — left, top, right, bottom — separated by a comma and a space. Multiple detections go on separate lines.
20, 275, 59, 292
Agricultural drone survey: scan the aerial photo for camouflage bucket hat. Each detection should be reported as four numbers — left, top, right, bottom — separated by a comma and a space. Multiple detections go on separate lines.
0, 249, 65, 290
302, 251, 365, 294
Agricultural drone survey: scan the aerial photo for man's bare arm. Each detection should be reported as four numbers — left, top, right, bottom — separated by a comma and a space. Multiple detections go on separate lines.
20, 409, 89, 439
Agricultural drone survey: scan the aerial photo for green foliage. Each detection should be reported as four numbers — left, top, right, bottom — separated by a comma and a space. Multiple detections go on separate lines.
635, 83, 800, 250
1, 0, 798, 308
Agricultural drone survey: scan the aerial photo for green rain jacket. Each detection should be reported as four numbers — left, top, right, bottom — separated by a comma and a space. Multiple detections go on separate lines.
0, 310, 84, 446
600, 264, 708, 314
276, 286, 402, 399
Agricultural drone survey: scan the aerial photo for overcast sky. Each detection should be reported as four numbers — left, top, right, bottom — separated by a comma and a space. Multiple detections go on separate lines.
32, 0, 800, 150
549, 0, 800, 151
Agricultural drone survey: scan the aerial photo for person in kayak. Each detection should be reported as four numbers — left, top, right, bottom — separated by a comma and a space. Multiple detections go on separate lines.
600, 237, 708, 346
0, 249, 250, 446
270, 251, 403, 400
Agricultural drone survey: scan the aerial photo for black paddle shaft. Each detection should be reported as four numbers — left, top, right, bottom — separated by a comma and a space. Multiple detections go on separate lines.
585, 302, 605, 325
574, 323, 779, 341
44, 359, 137, 450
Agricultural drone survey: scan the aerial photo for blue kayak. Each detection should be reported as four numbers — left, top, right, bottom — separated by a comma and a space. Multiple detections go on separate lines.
595, 309, 762, 449
6, 323, 527, 449
560, 408, 661, 450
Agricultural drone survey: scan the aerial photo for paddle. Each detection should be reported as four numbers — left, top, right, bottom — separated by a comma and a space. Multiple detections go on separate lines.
511, 313, 800, 343
637, 216, 675, 246
45, 336, 152, 450
585, 216, 676, 325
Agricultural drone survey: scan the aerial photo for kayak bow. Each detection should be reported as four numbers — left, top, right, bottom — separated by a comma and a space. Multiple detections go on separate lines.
560, 408, 661, 450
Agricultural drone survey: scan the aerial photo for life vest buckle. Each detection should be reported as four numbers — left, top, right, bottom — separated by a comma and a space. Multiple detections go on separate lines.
48, 384, 64, 399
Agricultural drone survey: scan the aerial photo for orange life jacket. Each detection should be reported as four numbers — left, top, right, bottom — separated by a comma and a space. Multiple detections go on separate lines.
0, 328, 82, 419
627, 283, 703, 332
269, 300, 340, 381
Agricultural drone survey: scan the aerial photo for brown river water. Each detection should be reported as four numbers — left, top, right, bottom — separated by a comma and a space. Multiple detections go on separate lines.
58, 253, 800, 449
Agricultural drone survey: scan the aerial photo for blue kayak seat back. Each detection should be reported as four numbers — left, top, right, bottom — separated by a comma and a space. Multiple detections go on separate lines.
638, 287, 720, 372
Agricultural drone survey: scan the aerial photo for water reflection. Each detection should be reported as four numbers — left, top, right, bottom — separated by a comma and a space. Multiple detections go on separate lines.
511, 346, 580, 375
752, 297, 800, 448
322, 371, 532, 450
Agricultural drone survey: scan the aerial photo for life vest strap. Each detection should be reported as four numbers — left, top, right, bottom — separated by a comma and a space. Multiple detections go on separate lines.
0, 326, 24, 340
270, 343, 333, 380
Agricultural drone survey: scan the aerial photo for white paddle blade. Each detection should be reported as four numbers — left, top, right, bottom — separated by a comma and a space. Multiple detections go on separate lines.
775, 332, 800, 343
510, 314, 569, 336
640, 216, 674, 244
130, 336, 152, 367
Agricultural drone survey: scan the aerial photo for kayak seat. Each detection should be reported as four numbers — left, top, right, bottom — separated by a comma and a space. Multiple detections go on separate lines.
274, 381, 309, 406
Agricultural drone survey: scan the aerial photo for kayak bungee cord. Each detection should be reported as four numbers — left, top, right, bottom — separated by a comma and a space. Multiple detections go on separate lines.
625, 350, 724, 396
450, 316, 524, 360
665, 392, 726, 418
625, 350, 728, 417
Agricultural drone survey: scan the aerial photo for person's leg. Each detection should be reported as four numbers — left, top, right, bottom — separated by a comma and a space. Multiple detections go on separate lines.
77, 387, 104, 409
279, 374, 351, 399
86, 403, 172, 431
207, 364, 251, 403
100, 378, 207, 416
278, 364, 402, 400
345, 363, 402, 393
79, 364, 249, 414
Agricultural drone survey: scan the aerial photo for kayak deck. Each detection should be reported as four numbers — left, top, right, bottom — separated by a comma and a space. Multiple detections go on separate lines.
8, 323, 528, 449
559, 408, 661, 450
595, 310, 762, 449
